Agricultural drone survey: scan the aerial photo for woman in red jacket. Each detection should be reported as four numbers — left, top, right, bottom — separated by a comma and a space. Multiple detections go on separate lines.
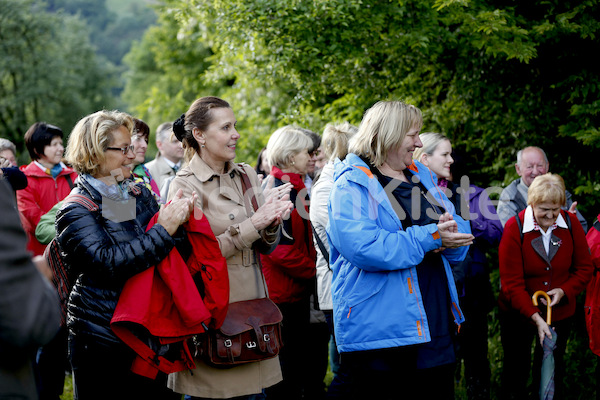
17, 122, 77, 256
260, 125, 317, 400
499, 173, 593, 399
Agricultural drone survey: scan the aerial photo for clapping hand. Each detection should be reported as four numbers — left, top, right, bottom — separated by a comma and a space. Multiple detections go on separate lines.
263, 176, 293, 204
0, 157, 11, 169
251, 192, 293, 231
158, 189, 197, 235
437, 215, 474, 250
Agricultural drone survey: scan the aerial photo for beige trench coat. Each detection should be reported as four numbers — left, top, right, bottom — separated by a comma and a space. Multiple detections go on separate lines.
167, 154, 282, 398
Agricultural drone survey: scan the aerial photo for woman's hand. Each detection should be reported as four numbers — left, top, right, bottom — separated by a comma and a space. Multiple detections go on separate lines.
263, 177, 293, 204
33, 255, 53, 282
436, 220, 474, 250
0, 157, 10, 168
157, 189, 197, 236
531, 312, 553, 345
250, 194, 293, 231
539, 288, 565, 307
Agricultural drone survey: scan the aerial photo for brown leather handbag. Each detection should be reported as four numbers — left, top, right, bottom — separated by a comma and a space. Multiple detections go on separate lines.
194, 167, 283, 367
197, 296, 283, 366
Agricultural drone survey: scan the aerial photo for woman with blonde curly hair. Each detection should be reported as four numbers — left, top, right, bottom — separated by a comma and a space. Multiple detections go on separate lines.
56, 110, 195, 399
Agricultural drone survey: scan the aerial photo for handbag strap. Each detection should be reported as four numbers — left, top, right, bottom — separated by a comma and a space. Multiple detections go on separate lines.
311, 221, 331, 270
238, 165, 270, 299
239, 165, 259, 211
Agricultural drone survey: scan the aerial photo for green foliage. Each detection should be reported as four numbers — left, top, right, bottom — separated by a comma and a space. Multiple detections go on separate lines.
46, 0, 156, 67
144, 0, 600, 217
121, 2, 230, 151
0, 0, 117, 159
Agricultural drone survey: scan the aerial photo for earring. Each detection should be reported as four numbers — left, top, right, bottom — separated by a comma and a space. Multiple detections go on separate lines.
201, 144, 205, 148
291, 161, 295, 165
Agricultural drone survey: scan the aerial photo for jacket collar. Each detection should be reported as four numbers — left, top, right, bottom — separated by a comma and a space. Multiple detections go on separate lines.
334, 153, 454, 229
187, 153, 243, 183
154, 155, 179, 174
184, 153, 246, 206
21, 161, 75, 178
522, 205, 568, 233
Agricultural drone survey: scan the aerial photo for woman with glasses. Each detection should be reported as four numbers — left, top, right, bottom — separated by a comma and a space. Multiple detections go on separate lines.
55, 110, 196, 399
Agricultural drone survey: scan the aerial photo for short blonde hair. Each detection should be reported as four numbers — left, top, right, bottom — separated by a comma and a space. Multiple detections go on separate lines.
349, 101, 423, 167
65, 110, 134, 176
267, 125, 313, 170
412, 132, 450, 163
527, 173, 566, 206
322, 122, 358, 162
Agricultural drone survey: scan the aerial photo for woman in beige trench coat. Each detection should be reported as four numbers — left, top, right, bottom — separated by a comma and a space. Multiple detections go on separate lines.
167, 96, 293, 400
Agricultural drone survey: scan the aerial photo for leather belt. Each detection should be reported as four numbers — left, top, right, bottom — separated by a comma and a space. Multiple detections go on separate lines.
227, 249, 257, 266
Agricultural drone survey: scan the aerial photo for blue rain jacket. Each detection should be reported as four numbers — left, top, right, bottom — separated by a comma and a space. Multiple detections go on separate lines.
327, 154, 470, 353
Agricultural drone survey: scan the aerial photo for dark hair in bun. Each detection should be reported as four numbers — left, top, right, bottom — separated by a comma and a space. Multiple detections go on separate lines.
177, 96, 231, 163
172, 113, 187, 142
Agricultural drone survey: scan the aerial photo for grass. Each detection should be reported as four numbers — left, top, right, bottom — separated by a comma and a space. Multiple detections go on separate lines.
59, 374, 72, 400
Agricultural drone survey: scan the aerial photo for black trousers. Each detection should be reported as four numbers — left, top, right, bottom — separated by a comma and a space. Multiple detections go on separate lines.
264, 298, 310, 400
326, 345, 455, 400
454, 288, 492, 400
35, 326, 69, 400
68, 333, 180, 400
499, 310, 571, 400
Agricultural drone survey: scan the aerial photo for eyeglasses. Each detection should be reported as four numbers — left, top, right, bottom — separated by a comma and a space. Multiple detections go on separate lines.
106, 145, 135, 155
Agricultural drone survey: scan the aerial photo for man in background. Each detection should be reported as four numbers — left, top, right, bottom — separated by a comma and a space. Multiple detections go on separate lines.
497, 145, 587, 231
145, 122, 184, 192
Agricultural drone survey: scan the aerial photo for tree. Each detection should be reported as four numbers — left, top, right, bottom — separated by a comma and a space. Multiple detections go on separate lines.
0, 0, 118, 157
121, 1, 238, 157
156, 0, 599, 215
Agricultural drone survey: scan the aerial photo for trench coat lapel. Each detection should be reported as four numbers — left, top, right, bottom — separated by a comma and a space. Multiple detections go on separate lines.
189, 154, 244, 207
218, 170, 244, 207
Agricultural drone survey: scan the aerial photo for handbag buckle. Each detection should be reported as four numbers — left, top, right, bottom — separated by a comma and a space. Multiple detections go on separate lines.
246, 341, 257, 349
224, 339, 232, 348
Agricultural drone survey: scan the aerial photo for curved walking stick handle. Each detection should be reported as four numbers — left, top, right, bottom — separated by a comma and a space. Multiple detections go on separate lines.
532, 290, 552, 326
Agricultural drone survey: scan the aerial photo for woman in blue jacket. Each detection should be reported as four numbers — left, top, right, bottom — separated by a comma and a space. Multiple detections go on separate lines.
326, 100, 474, 400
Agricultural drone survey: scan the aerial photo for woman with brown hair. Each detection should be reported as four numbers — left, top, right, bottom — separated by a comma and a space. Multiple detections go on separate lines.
17, 122, 78, 256
167, 96, 293, 400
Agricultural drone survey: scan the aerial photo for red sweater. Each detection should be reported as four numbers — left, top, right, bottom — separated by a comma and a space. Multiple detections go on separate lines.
17, 162, 77, 256
499, 210, 593, 321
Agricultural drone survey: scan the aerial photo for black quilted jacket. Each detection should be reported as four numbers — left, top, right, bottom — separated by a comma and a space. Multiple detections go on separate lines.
55, 177, 183, 346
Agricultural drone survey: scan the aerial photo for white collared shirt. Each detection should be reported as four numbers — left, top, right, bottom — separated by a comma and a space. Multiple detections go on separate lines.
163, 157, 181, 171
522, 205, 568, 255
